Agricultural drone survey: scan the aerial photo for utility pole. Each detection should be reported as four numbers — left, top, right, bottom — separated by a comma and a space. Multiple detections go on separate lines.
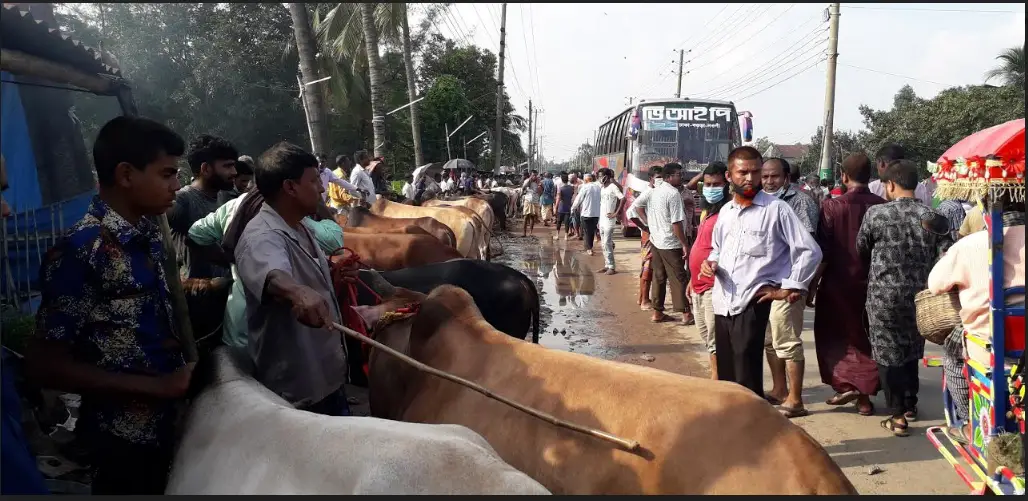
527, 99, 533, 173
492, 2, 508, 173
818, 3, 841, 182
445, 123, 452, 160
675, 49, 685, 98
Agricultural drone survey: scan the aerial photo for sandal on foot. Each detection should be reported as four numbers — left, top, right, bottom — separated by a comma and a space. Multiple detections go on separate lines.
904, 407, 918, 422
764, 395, 784, 406
945, 425, 970, 445
825, 391, 859, 406
857, 402, 875, 416
881, 417, 909, 437
779, 405, 810, 419
651, 313, 676, 323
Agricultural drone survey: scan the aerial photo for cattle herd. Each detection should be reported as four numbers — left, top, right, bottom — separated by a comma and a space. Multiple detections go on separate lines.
173, 190, 858, 495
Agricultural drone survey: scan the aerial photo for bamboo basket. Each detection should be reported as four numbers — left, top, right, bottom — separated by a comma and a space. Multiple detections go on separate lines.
914, 289, 962, 345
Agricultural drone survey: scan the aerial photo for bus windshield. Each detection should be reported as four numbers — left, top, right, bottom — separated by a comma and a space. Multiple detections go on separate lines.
632, 102, 737, 170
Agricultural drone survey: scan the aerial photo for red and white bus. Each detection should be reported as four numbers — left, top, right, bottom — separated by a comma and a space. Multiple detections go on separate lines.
590, 98, 748, 236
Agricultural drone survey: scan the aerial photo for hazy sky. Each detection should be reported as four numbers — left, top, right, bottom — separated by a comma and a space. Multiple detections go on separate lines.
415, 3, 1025, 161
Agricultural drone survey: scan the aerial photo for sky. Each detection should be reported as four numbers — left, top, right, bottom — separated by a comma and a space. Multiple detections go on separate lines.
413, 3, 1025, 161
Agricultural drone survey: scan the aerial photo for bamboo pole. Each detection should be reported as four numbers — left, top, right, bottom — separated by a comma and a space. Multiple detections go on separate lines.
329, 321, 642, 452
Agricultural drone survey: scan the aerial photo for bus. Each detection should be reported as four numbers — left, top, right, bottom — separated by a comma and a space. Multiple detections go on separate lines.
590, 98, 748, 236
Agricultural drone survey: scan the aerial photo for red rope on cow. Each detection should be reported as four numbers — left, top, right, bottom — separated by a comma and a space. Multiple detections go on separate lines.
330, 247, 380, 377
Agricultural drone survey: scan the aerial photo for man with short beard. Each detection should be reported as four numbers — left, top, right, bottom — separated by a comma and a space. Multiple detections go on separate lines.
759, 157, 820, 417
700, 147, 822, 399
168, 134, 238, 279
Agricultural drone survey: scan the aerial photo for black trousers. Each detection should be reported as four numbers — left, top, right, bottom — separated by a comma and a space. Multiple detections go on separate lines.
650, 247, 688, 313
555, 212, 571, 232
89, 435, 174, 495
582, 217, 600, 250
877, 361, 919, 417
715, 300, 773, 398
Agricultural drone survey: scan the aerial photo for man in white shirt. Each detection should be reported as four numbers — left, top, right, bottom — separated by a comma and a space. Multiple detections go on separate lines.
700, 147, 822, 401
349, 150, 377, 203
317, 154, 361, 205
868, 143, 905, 200
570, 173, 602, 255
596, 168, 625, 274
633, 163, 691, 324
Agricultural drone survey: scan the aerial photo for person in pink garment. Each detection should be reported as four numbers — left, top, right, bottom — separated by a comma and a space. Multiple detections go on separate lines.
927, 194, 1025, 445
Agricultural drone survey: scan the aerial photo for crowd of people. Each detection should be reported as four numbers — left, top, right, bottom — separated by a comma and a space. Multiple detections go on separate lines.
608, 143, 1023, 441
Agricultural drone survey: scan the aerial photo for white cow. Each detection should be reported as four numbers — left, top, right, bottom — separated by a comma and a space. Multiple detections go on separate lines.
166, 348, 550, 495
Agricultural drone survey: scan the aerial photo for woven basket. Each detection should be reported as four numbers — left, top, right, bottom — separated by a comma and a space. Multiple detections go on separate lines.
914, 289, 962, 345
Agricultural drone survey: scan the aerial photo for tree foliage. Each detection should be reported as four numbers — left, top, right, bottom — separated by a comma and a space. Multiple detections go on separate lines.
796, 128, 863, 179
984, 45, 1025, 89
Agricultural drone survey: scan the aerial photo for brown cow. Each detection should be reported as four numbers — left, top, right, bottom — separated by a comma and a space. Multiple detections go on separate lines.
337, 207, 457, 250
335, 231, 462, 271
356, 286, 857, 495
369, 199, 484, 260
424, 197, 495, 234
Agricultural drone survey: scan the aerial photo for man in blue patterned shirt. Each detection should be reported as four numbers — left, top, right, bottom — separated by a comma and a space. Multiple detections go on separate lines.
25, 116, 195, 494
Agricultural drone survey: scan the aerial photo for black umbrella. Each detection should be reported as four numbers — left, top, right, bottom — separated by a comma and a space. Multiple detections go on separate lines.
442, 159, 477, 171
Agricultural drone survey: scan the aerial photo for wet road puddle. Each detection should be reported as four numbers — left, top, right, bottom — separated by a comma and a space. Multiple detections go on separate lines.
494, 233, 616, 358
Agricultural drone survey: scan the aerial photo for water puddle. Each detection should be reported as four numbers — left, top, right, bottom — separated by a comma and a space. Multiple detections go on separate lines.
494, 233, 615, 358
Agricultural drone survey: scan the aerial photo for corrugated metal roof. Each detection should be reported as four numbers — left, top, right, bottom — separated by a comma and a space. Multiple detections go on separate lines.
1, 4, 121, 78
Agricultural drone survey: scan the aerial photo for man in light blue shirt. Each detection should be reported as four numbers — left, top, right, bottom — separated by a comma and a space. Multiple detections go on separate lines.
700, 147, 822, 400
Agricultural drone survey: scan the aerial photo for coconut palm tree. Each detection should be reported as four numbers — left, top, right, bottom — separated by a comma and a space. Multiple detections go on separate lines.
287, 3, 329, 155
984, 45, 1025, 89
360, 3, 386, 158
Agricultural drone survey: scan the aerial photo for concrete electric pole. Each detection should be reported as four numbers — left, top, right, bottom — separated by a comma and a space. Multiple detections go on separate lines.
818, 3, 841, 182
527, 99, 533, 173
675, 49, 685, 98
492, 2, 508, 173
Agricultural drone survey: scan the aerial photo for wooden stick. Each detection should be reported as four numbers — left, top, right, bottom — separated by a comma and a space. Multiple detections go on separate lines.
329, 321, 641, 452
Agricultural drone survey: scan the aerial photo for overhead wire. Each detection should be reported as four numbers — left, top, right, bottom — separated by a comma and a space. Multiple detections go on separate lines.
841, 5, 1020, 14
731, 56, 826, 102
685, 8, 824, 91
710, 44, 827, 101
695, 22, 828, 97
837, 62, 958, 87
686, 3, 796, 72
633, 3, 739, 88
684, 3, 777, 67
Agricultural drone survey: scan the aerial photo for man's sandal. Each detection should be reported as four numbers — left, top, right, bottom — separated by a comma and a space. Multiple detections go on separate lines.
881, 417, 909, 437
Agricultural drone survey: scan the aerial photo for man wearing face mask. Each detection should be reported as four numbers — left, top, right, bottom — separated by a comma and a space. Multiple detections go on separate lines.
700, 147, 822, 400
759, 158, 820, 417
686, 161, 729, 379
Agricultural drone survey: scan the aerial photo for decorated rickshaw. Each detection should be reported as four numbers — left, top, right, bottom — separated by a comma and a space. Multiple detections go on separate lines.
922, 118, 1025, 495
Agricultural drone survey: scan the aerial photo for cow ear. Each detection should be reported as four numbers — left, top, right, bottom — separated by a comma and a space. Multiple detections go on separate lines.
352, 304, 387, 329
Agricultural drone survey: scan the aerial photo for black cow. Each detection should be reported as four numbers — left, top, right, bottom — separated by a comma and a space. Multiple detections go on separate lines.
472, 192, 509, 231
355, 259, 539, 343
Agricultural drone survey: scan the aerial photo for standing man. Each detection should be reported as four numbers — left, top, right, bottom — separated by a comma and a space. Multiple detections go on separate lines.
349, 150, 377, 203
540, 172, 556, 226
234, 141, 350, 417
627, 166, 663, 309
218, 155, 254, 206
802, 173, 825, 206
597, 168, 625, 275
554, 172, 574, 239
760, 157, 820, 417
168, 134, 238, 279
687, 162, 730, 379
567, 173, 582, 239
26, 117, 194, 494
857, 159, 950, 437
700, 147, 821, 399
867, 143, 905, 199
318, 153, 361, 206
522, 170, 543, 237
807, 153, 885, 417
634, 163, 691, 324
571, 173, 602, 255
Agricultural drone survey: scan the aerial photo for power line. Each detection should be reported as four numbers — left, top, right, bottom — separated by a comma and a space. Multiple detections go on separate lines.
842, 5, 1021, 14
634, 4, 738, 86
838, 62, 958, 87
687, 4, 796, 72
688, 8, 824, 89
733, 57, 826, 102
527, 3, 543, 105
697, 26, 827, 97
710, 45, 827, 101
686, 3, 777, 67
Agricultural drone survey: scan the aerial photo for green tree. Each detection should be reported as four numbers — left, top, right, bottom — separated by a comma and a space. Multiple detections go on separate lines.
984, 45, 1025, 89
288, 3, 329, 155
797, 128, 864, 179
753, 137, 774, 157
859, 84, 1025, 177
